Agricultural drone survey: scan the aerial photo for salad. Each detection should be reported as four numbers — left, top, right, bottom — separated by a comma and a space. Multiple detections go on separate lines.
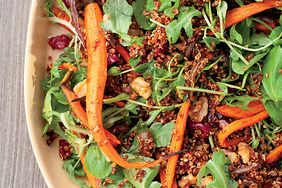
42, 0, 282, 187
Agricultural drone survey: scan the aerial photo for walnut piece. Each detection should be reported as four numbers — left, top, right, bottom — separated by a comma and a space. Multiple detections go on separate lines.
131, 77, 152, 99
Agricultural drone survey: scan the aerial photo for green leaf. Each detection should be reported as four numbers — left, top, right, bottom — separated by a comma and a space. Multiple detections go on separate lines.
216, 1, 228, 34
102, 166, 134, 188
123, 154, 160, 188
230, 25, 243, 44
197, 151, 238, 188
145, 110, 163, 126
129, 57, 142, 68
149, 181, 162, 188
224, 95, 258, 110
149, 122, 175, 147
103, 93, 130, 104
163, 0, 180, 18
102, 0, 133, 35
262, 46, 282, 101
145, 0, 155, 11
133, 0, 156, 30
166, 6, 201, 43
108, 66, 121, 76
85, 144, 112, 179
63, 157, 90, 188
158, 0, 172, 12
280, 15, 282, 26
263, 99, 282, 126
232, 51, 268, 75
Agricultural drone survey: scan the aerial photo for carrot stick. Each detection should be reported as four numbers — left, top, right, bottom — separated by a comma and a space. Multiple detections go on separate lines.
52, 6, 73, 33
216, 100, 265, 119
218, 110, 269, 147
61, 84, 120, 147
114, 44, 130, 64
85, 3, 162, 169
80, 152, 101, 188
160, 168, 177, 188
58, 63, 78, 72
265, 144, 282, 163
165, 101, 191, 188
225, 0, 282, 28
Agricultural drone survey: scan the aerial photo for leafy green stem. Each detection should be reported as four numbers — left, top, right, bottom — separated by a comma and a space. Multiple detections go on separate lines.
176, 86, 229, 96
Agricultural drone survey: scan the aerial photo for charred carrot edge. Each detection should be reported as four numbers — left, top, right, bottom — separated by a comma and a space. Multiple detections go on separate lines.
113, 44, 130, 64
216, 100, 265, 119
58, 63, 78, 72
52, 6, 73, 33
61, 84, 120, 147
160, 168, 177, 188
218, 110, 269, 148
165, 101, 191, 188
81, 152, 101, 188
225, 0, 282, 28
85, 3, 162, 169
266, 144, 282, 163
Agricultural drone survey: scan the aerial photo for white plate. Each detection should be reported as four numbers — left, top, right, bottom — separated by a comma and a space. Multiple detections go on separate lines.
24, 1, 79, 187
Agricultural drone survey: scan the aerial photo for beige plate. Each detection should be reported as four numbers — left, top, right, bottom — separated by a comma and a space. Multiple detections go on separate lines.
24, 0, 79, 187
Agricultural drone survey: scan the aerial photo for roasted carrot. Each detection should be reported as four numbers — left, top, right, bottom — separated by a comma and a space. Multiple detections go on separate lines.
58, 63, 78, 72
80, 152, 101, 188
218, 110, 269, 147
85, 3, 162, 169
225, 0, 282, 28
165, 101, 191, 188
265, 144, 282, 163
160, 168, 177, 188
216, 100, 265, 119
114, 44, 130, 64
61, 84, 120, 147
52, 6, 73, 33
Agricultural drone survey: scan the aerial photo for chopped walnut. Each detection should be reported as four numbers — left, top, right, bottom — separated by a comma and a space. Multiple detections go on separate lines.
200, 176, 213, 187
131, 77, 152, 99
73, 79, 87, 98
178, 174, 197, 187
189, 96, 208, 122
223, 149, 240, 164
238, 142, 252, 164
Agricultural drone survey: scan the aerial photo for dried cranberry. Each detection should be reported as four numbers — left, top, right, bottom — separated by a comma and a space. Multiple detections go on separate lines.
188, 121, 211, 139
59, 139, 72, 160
48, 34, 71, 50
153, 43, 168, 58
107, 53, 120, 66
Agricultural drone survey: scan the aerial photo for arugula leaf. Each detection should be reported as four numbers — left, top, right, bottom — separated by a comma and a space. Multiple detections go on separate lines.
166, 6, 201, 43
63, 156, 90, 188
230, 25, 243, 44
133, 0, 156, 30
197, 151, 238, 188
145, 0, 155, 11
159, 0, 172, 12
102, 166, 134, 188
85, 144, 112, 179
216, 1, 228, 35
123, 154, 160, 188
262, 46, 282, 101
232, 51, 269, 75
163, 0, 180, 18
102, 0, 133, 35
263, 99, 282, 126
149, 122, 175, 147
224, 95, 258, 110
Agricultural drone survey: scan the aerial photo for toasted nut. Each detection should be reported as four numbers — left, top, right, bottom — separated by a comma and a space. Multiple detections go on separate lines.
131, 77, 152, 99
73, 79, 87, 98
